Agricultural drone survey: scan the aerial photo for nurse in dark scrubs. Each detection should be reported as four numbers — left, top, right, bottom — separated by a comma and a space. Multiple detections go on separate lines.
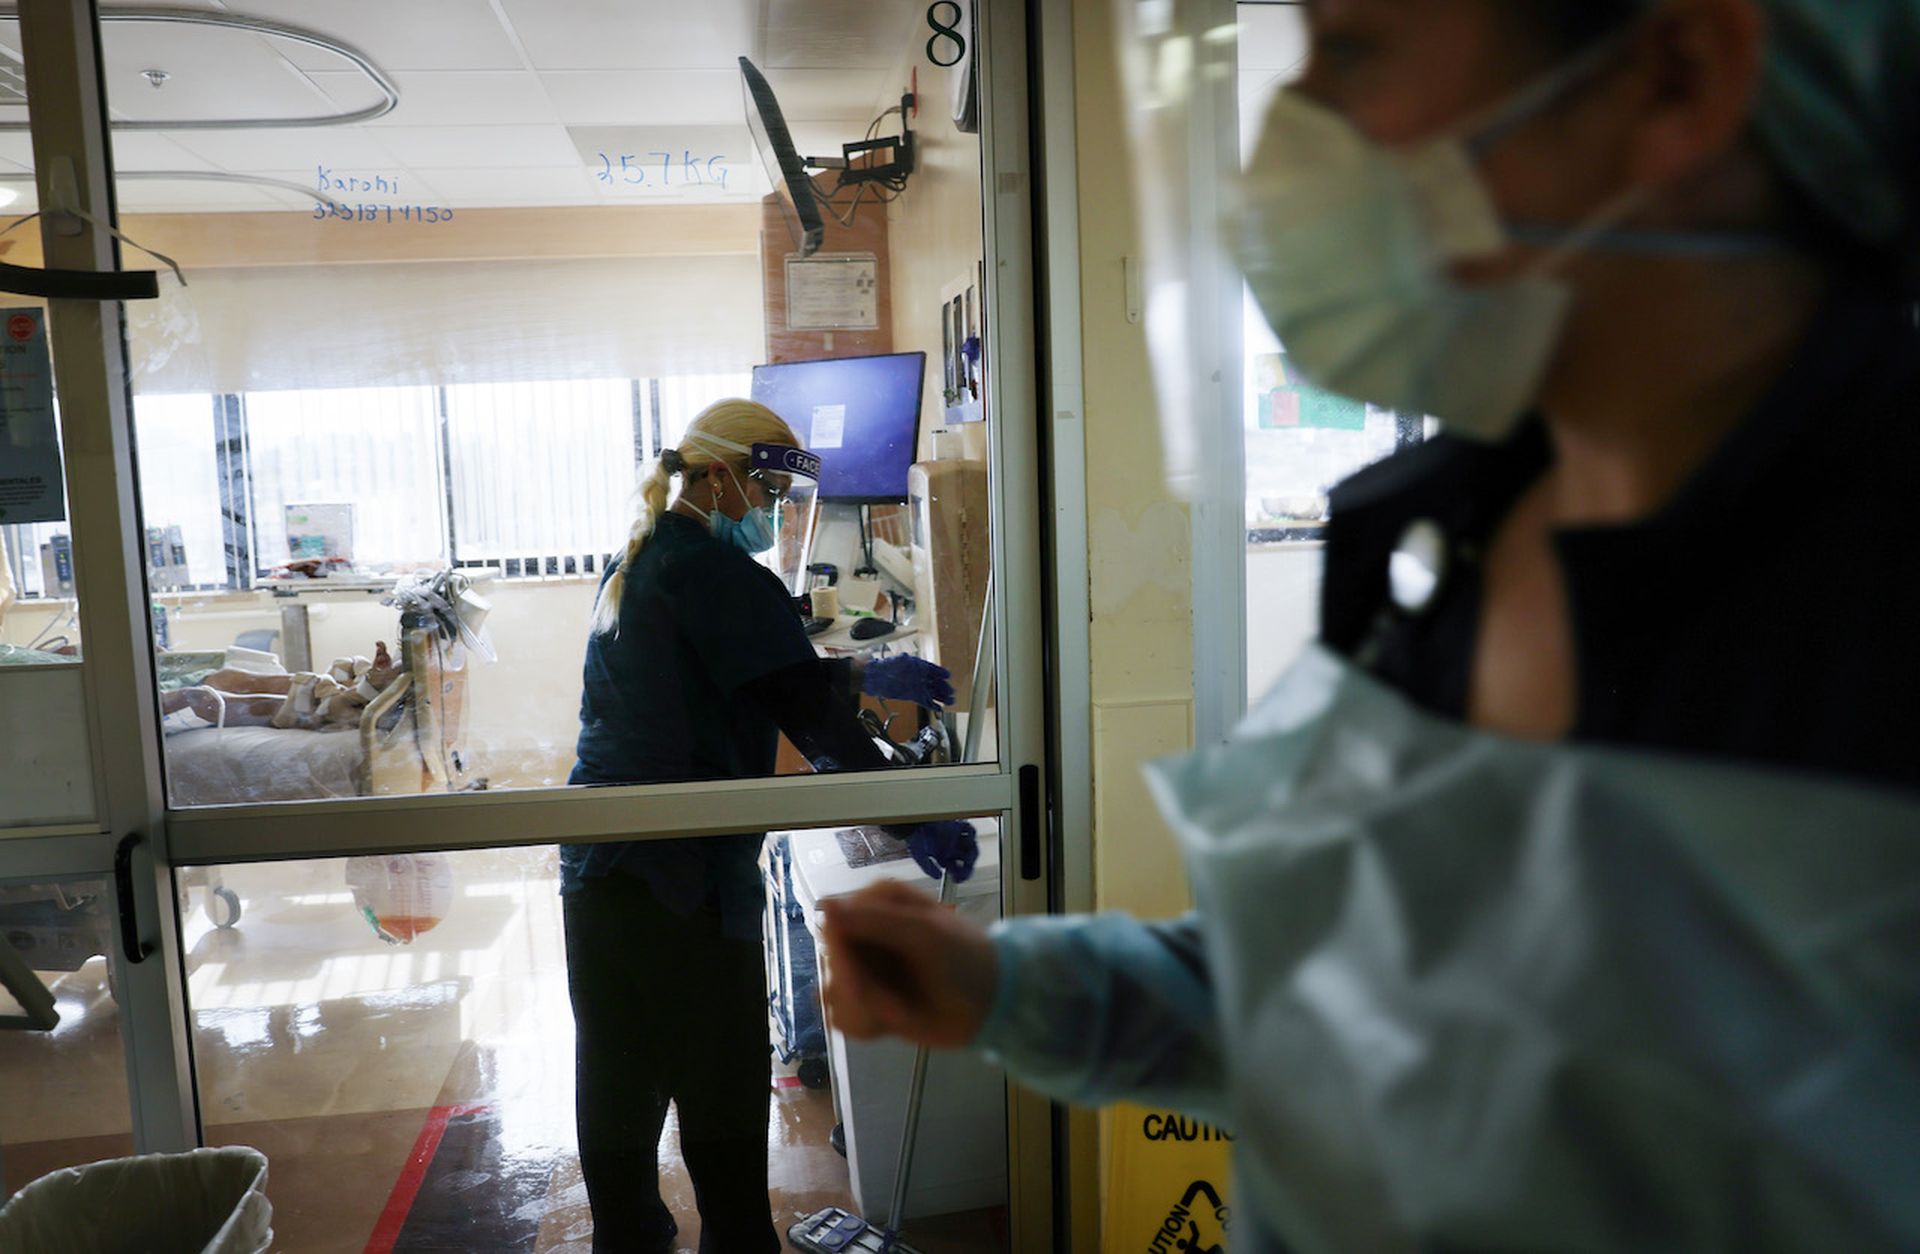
562, 398, 952, 1253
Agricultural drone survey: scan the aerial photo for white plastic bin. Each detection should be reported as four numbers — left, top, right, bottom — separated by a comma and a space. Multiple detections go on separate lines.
786, 821, 1008, 1219
0, 1146, 271, 1254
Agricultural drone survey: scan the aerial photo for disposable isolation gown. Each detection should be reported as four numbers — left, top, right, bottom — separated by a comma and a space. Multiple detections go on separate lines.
976, 646, 1920, 1252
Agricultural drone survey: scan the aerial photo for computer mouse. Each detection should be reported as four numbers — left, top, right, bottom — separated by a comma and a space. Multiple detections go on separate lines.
850, 617, 896, 641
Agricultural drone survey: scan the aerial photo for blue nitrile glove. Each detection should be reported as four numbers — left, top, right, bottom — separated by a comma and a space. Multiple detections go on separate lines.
894, 820, 978, 883
863, 654, 956, 709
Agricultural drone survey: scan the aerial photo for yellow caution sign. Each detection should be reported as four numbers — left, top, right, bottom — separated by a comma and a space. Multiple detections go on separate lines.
1104, 1103, 1233, 1252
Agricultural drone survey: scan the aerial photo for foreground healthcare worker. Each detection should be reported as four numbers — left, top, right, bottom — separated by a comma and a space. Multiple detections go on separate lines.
563, 398, 961, 1254
823, 1, 1920, 1249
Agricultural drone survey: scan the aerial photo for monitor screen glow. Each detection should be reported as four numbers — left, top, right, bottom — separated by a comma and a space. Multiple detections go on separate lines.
750, 352, 927, 504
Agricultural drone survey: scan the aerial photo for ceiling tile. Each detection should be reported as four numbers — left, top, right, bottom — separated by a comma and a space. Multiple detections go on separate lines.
373, 124, 581, 170
110, 133, 223, 173
226, 0, 526, 73
104, 23, 341, 125
307, 69, 559, 128
496, 0, 754, 71
541, 70, 748, 127
404, 165, 603, 208
165, 127, 403, 173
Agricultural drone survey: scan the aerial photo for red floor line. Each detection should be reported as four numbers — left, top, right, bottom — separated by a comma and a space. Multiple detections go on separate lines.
364, 1103, 489, 1254
772, 1075, 803, 1089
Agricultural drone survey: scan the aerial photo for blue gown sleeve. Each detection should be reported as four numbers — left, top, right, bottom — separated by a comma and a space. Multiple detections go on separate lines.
970, 911, 1231, 1127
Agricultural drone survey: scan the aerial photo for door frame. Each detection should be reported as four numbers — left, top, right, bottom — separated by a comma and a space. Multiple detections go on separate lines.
1, 0, 1070, 1240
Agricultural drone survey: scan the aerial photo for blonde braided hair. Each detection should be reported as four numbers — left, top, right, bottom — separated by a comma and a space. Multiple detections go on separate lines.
591, 398, 801, 635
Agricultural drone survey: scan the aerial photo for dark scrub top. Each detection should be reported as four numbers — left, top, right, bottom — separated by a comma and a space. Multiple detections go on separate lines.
563, 512, 817, 938
1321, 279, 1920, 793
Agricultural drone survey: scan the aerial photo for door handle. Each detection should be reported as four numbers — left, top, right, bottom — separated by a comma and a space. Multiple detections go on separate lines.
114, 832, 155, 965
0, 259, 159, 301
1018, 763, 1042, 881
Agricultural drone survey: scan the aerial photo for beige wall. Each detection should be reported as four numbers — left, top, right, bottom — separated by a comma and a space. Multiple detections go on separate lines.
885, 91, 985, 460
1074, 0, 1196, 922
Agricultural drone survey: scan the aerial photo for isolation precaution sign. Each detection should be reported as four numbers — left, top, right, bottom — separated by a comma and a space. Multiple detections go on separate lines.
0, 308, 62, 524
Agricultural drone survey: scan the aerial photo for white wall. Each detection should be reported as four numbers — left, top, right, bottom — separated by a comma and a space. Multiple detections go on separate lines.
1245, 543, 1321, 705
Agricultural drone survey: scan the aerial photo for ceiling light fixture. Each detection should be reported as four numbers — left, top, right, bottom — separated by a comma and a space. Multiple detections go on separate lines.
0, 7, 398, 131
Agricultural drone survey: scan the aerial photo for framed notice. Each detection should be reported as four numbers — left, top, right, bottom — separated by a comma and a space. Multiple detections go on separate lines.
785, 253, 880, 331
0, 308, 63, 524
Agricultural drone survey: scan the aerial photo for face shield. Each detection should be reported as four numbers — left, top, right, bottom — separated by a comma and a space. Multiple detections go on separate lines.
746, 442, 823, 594
1116, 0, 1248, 502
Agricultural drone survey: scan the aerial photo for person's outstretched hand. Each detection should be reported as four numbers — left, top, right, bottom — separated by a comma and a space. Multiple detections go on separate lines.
862, 654, 956, 709
821, 880, 997, 1048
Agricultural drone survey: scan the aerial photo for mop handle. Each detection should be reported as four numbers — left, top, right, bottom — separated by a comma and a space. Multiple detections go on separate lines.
885, 870, 956, 1230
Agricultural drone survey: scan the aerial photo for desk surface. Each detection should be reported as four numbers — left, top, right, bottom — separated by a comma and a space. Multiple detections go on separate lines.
783, 819, 1001, 912
810, 616, 920, 656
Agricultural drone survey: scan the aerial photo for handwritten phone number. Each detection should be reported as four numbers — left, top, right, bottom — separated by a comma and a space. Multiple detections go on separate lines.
312, 203, 457, 224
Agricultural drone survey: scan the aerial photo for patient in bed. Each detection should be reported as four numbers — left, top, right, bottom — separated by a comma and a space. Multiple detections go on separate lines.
161, 641, 402, 733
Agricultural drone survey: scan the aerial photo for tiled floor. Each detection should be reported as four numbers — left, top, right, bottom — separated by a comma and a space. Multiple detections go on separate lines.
0, 852, 1006, 1252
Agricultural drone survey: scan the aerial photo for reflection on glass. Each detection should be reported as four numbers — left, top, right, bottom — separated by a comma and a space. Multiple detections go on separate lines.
89, 0, 995, 806
186, 839, 1006, 1250
0, 878, 135, 1191
1237, 9, 1426, 700
0, 387, 80, 667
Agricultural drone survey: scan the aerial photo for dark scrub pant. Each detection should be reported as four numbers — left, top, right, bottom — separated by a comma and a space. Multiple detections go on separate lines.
564, 873, 780, 1254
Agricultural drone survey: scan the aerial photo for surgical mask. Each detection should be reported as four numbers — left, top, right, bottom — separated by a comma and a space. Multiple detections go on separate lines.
698, 462, 777, 556
1234, 39, 1648, 441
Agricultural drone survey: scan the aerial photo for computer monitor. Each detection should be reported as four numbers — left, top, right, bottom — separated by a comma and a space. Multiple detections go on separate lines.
751, 352, 926, 504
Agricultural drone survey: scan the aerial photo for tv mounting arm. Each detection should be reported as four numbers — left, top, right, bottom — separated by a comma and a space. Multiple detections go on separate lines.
803, 92, 917, 190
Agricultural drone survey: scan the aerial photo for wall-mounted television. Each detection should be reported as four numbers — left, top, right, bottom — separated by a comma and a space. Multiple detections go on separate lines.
740, 56, 825, 258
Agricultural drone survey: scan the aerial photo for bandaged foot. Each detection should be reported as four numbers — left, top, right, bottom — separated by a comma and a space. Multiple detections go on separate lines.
270, 673, 347, 730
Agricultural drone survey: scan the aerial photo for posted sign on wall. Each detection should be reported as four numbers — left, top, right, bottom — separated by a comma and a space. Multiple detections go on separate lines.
0, 308, 63, 524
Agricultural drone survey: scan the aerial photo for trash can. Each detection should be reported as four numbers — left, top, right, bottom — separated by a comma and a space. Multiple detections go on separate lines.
0, 1146, 271, 1254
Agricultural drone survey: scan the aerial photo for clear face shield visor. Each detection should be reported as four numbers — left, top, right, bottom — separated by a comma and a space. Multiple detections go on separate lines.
746, 442, 822, 594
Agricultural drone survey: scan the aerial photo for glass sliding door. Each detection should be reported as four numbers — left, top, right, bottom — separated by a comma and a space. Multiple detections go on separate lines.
85, 0, 1006, 810
0, 0, 1057, 1248
0, 873, 134, 1191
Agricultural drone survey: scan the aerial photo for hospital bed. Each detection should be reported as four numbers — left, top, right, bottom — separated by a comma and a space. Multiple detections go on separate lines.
163, 618, 476, 807
168, 610, 479, 932
0, 619, 478, 982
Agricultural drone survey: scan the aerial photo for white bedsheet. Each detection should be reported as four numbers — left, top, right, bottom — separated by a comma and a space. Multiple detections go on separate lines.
164, 726, 364, 806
